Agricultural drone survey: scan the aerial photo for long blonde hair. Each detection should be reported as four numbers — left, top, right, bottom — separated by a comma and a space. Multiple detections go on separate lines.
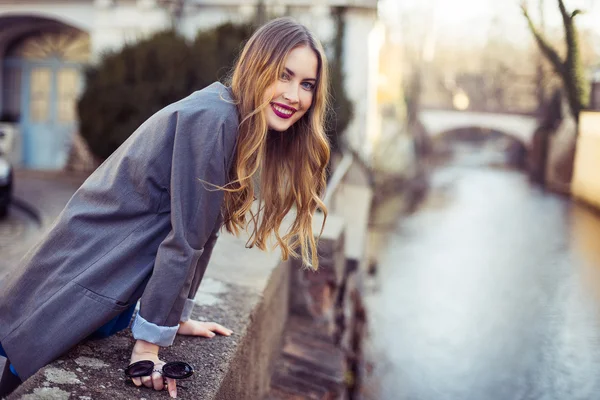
223, 17, 330, 270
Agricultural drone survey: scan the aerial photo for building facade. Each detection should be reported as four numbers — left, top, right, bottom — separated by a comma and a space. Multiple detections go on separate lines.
0, 0, 379, 169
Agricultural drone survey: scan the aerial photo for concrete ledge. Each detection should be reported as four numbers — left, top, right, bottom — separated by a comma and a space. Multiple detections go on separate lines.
331, 183, 372, 264
268, 315, 347, 400
7, 231, 289, 400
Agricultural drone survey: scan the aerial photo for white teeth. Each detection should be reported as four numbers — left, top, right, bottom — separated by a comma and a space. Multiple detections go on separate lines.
273, 105, 293, 115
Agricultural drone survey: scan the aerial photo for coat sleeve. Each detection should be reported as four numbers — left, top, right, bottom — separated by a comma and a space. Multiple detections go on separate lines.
131, 108, 231, 347
179, 214, 222, 322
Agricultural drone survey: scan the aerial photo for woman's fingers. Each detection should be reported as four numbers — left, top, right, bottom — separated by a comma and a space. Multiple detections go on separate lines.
128, 371, 165, 392
177, 320, 234, 337
151, 370, 164, 391
208, 322, 233, 336
197, 327, 215, 338
197, 322, 233, 337
167, 377, 177, 398
141, 374, 153, 388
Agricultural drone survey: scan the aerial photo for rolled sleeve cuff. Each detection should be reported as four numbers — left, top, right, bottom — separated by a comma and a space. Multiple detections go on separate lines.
131, 313, 179, 347
180, 298, 196, 322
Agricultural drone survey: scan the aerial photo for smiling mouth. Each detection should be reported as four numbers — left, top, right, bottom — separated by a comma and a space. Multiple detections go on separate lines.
271, 103, 297, 119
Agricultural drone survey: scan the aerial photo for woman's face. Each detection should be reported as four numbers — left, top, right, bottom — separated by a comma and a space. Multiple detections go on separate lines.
262, 45, 318, 132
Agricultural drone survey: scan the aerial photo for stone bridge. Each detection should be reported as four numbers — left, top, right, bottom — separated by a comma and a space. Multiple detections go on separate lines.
419, 109, 539, 148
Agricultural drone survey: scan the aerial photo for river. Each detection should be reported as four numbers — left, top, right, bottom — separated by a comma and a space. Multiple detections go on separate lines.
364, 147, 600, 400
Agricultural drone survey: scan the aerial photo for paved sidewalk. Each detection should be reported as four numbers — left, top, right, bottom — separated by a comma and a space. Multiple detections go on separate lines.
0, 169, 89, 280
13, 169, 89, 224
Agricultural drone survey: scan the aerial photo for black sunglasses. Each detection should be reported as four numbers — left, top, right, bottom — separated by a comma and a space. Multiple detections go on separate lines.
125, 360, 194, 380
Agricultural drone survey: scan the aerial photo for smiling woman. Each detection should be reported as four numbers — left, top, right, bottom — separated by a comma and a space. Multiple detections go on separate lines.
227, 17, 330, 266
263, 46, 318, 132
0, 17, 330, 399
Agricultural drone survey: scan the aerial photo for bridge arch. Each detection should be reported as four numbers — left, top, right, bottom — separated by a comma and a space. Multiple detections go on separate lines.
431, 125, 529, 168
434, 125, 527, 147
418, 109, 538, 149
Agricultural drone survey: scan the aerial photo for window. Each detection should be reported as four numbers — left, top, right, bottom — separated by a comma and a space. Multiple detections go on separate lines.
29, 67, 51, 122
57, 68, 80, 123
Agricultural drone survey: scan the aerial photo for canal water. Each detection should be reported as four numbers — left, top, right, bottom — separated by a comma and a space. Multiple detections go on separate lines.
364, 149, 600, 400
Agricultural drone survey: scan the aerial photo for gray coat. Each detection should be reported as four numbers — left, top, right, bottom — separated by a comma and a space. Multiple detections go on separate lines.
0, 82, 240, 380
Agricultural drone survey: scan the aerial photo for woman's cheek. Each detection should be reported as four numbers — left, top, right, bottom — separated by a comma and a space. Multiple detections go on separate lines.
305, 93, 314, 109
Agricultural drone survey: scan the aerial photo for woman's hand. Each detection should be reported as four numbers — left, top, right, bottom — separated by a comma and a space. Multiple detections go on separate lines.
130, 339, 177, 398
177, 320, 233, 337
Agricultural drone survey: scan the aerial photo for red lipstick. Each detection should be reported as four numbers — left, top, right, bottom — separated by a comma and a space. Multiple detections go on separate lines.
271, 102, 297, 119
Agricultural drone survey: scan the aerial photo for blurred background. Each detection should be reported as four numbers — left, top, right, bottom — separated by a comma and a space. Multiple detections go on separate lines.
1, 0, 600, 399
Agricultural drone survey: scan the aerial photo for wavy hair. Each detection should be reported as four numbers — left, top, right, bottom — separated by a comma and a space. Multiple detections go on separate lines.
222, 17, 330, 270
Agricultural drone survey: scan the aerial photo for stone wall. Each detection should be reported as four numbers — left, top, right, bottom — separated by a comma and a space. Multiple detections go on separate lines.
544, 104, 578, 194
572, 111, 600, 210
7, 231, 291, 400
267, 158, 374, 399
268, 201, 371, 399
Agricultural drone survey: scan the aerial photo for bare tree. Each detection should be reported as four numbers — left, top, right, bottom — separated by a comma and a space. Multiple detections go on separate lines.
521, 0, 589, 120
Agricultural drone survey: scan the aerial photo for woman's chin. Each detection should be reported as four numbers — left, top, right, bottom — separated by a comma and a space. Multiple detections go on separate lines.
267, 122, 291, 132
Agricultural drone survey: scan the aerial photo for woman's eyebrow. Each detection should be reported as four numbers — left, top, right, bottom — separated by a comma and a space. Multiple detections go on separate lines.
285, 67, 316, 82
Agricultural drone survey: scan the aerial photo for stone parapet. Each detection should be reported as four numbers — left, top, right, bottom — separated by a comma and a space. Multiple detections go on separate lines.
7, 231, 290, 400
268, 315, 348, 400
268, 181, 373, 399
572, 111, 600, 210
289, 213, 345, 338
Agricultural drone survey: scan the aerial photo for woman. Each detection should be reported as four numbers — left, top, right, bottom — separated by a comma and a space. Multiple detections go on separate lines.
0, 17, 329, 398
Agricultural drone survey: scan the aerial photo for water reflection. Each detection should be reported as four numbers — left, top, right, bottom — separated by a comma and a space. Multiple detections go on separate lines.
365, 144, 600, 400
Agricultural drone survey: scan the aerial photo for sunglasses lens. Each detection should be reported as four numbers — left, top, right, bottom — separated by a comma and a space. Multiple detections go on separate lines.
162, 361, 194, 379
125, 360, 154, 377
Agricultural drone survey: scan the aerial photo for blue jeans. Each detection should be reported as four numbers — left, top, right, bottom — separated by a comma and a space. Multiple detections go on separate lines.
0, 304, 137, 378
0, 342, 18, 377
88, 304, 137, 339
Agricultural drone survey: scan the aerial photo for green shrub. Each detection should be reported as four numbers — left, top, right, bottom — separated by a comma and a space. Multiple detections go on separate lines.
190, 23, 255, 87
78, 25, 253, 159
78, 31, 193, 159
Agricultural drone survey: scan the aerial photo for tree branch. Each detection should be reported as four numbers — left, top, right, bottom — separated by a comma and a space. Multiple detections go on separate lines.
521, 4, 565, 75
558, 0, 570, 25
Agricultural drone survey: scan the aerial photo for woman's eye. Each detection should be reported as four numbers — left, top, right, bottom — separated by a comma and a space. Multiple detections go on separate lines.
280, 72, 290, 80
301, 82, 315, 91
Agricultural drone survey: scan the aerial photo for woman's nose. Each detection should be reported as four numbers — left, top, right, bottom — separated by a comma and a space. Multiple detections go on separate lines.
283, 86, 300, 104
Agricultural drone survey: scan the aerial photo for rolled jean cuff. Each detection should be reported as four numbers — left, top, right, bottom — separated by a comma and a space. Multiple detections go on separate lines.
180, 298, 195, 322
131, 313, 179, 347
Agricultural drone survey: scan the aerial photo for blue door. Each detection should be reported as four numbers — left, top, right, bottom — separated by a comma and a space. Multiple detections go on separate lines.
3, 30, 89, 169
21, 60, 82, 169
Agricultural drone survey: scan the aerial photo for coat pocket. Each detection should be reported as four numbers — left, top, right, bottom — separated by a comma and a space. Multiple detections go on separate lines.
74, 282, 130, 311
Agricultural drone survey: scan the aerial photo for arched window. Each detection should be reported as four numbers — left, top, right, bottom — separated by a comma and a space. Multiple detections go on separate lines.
4, 31, 90, 123
7, 31, 90, 62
